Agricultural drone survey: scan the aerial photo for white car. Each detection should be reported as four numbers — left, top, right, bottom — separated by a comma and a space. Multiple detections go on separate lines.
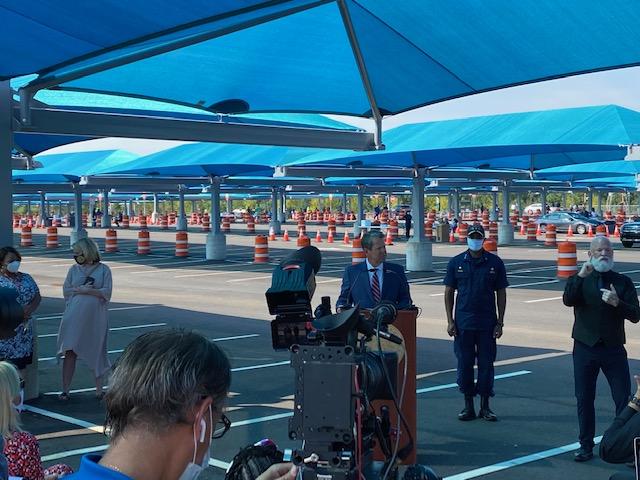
524, 203, 543, 214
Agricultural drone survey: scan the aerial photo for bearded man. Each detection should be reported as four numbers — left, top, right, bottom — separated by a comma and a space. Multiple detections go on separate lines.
563, 236, 640, 463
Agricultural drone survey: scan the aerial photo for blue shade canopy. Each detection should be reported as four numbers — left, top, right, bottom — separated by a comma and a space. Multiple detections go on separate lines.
14, 150, 138, 183
0, 1, 307, 79
100, 142, 314, 177
536, 160, 640, 181
22, 0, 640, 117
573, 176, 637, 188
284, 105, 637, 169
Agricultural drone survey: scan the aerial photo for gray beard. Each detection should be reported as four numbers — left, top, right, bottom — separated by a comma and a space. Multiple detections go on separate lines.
591, 257, 614, 273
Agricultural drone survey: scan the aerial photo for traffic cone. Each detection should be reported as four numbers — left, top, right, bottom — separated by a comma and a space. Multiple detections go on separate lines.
385, 229, 393, 246
567, 225, 574, 237
449, 229, 456, 243
327, 230, 334, 243
520, 223, 526, 235
269, 226, 276, 241
283, 230, 290, 241
535, 224, 541, 236
614, 225, 620, 238
587, 224, 594, 237
605, 225, 610, 237
343, 232, 351, 244
315, 230, 322, 243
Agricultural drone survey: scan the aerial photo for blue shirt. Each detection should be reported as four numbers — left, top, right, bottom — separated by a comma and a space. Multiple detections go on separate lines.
443, 250, 509, 330
65, 455, 132, 480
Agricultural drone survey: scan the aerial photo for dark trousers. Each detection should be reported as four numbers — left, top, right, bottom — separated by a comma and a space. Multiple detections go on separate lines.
454, 329, 497, 397
405, 225, 411, 239
573, 340, 631, 450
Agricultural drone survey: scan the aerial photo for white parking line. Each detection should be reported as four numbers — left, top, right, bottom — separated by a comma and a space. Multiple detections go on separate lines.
226, 268, 343, 283
174, 269, 271, 279
38, 305, 154, 321
509, 279, 559, 288
316, 278, 342, 284
38, 322, 167, 338
416, 370, 531, 393
213, 334, 260, 342
443, 436, 602, 480
524, 296, 563, 304
42, 445, 108, 462
231, 360, 290, 372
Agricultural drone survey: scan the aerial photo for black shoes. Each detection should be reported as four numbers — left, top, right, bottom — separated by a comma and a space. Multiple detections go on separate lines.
573, 447, 594, 462
458, 395, 476, 421
459, 395, 498, 421
479, 396, 498, 421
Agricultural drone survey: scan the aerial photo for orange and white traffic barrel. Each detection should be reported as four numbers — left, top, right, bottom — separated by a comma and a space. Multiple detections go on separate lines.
202, 214, 211, 232
557, 242, 578, 278
121, 215, 130, 229
175, 232, 189, 257
20, 227, 33, 247
520, 215, 529, 235
138, 231, 151, 255
457, 223, 468, 243
247, 216, 256, 234
425, 222, 433, 241
337, 212, 345, 225
46, 227, 59, 249
389, 219, 398, 238
489, 222, 498, 240
544, 224, 557, 247
140, 216, 148, 230
105, 229, 118, 252
254, 235, 269, 263
526, 222, 537, 241
222, 215, 231, 233
352, 238, 366, 265
483, 239, 497, 253
160, 215, 168, 230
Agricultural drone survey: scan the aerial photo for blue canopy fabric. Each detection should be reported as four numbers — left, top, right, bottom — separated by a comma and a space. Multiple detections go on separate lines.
284, 105, 636, 169
100, 142, 314, 177
14, 150, 138, 183
14, 1, 640, 117
536, 160, 640, 181
0, 1, 306, 80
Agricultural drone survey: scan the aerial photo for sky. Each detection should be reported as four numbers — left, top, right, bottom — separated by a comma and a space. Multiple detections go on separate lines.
43, 66, 640, 156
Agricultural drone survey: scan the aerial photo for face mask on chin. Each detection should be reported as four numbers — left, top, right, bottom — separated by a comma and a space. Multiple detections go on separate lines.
178, 405, 213, 480
74, 255, 86, 265
590, 255, 614, 273
467, 238, 484, 252
5, 261, 20, 273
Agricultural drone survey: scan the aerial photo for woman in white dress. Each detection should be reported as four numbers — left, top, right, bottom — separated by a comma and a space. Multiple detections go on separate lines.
57, 238, 112, 400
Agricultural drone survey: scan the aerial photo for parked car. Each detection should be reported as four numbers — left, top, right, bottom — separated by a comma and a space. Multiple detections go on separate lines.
535, 211, 602, 234
620, 221, 640, 248
524, 203, 543, 215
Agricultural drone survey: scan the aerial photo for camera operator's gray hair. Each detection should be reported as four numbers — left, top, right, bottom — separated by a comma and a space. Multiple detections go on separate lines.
361, 230, 385, 250
104, 329, 231, 439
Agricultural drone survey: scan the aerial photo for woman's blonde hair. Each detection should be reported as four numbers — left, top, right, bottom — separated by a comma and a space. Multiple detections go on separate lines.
72, 237, 101, 263
0, 361, 21, 439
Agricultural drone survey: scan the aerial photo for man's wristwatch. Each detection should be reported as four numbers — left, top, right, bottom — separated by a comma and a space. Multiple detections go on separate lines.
629, 396, 640, 410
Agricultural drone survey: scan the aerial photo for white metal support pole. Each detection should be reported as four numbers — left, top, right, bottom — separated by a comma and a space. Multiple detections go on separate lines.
269, 187, 281, 234
70, 184, 87, 246
498, 184, 514, 245
101, 189, 111, 227
177, 188, 187, 231
406, 168, 432, 271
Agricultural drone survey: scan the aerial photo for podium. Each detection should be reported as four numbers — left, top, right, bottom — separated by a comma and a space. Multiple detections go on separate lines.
372, 309, 417, 464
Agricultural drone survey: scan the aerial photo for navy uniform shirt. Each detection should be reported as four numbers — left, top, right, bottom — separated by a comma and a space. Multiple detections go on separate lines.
443, 250, 509, 330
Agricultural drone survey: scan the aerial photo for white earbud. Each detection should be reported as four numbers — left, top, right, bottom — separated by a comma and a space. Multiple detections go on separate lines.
199, 418, 207, 443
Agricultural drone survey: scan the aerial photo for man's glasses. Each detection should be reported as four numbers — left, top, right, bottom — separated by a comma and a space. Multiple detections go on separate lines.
212, 413, 231, 439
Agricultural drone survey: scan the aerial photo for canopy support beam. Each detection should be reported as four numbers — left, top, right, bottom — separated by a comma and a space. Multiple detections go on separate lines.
406, 167, 432, 271
353, 185, 365, 237
70, 184, 87, 247
0, 81, 12, 247
338, 0, 384, 150
269, 187, 282, 234
206, 177, 225, 261
16, 108, 375, 150
177, 187, 187, 231
498, 183, 514, 245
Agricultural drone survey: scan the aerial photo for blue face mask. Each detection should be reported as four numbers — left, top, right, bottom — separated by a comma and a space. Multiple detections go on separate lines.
467, 238, 484, 252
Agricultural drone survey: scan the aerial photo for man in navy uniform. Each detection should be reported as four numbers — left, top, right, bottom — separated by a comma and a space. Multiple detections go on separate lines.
444, 224, 508, 421
337, 231, 412, 310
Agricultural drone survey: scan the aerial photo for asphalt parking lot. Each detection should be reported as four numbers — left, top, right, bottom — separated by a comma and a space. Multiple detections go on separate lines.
13, 222, 640, 480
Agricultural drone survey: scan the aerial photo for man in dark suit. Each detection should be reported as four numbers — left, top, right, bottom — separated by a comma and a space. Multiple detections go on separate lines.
563, 236, 640, 462
337, 231, 412, 310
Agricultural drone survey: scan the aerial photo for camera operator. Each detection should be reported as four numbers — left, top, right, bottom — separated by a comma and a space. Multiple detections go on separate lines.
64, 329, 296, 480
600, 374, 640, 480
337, 231, 412, 311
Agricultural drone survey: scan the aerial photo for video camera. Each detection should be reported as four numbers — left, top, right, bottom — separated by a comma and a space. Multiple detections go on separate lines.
266, 247, 438, 480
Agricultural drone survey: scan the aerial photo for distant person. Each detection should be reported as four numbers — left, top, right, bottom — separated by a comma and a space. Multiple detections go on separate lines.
444, 224, 508, 422
563, 236, 640, 462
0, 361, 73, 480
0, 246, 41, 409
337, 231, 412, 310
63, 329, 295, 480
450, 217, 459, 233
57, 238, 112, 401
374, 205, 381, 219
404, 210, 412, 239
